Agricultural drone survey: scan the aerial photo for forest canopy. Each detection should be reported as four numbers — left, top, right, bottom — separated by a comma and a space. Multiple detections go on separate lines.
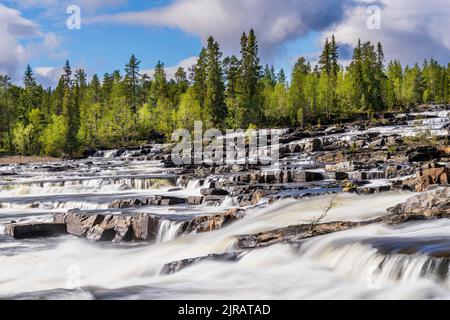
0, 30, 449, 157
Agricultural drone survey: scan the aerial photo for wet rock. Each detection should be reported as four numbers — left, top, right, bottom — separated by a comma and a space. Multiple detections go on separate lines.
161, 252, 244, 274
304, 138, 323, 152
181, 208, 245, 233
110, 199, 144, 209
188, 196, 204, 205
200, 188, 230, 196
237, 188, 450, 249
52, 208, 246, 242
335, 172, 349, 181
4, 223, 66, 239
387, 187, 450, 218
402, 163, 450, 192
202, 195, 226, 206
292, 171, 325, 183
250, 189, 278, 205
407, 146, 442, 162
110, 196, 186, 208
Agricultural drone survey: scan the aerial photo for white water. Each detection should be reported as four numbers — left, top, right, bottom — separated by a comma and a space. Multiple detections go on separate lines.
4, 190, 446, 299
156, 221, 183, 243
1, 108, 450, 299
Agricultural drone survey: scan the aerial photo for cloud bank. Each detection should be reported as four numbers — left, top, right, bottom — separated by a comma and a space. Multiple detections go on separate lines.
91, 0, 449, 65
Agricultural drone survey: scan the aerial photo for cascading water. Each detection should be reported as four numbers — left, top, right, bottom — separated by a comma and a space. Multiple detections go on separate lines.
156, 220, 183, 243
1, 109, 450, 299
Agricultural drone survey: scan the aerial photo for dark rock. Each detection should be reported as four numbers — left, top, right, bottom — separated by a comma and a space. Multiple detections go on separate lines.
161, 252, 244, 274
200, 188, 230, 196
335, 172, 349, 181
52, 208, 246, 242
304, 138, 323, 152
4, 223, 66, 239
188, 196, 204, 205
407, 146, 442, 162
237, 188, 450, 249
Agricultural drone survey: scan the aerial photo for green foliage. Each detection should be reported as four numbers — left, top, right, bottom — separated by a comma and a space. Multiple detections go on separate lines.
0, 32, 448, 157
40, 115, 67, 157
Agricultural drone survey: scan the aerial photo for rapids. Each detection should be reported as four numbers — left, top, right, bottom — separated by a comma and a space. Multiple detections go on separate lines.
1, 108, 450, 299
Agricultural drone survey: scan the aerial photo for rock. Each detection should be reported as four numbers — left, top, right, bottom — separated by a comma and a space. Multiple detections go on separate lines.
110, 199, 143, 209
4, 223, 66, 239
402, 163, 450, 192
181, 208, 245, 233
110, 196, 186, 208
292, 171, 325, 183
335, 172, 349, 181
304, 138, 323, 152
161, 252, 244, 274
415, 163, 450, 192
200, 188, 230, 196
52, 208, 246, 242
407, 146, 442, 162
188, 196, 203, 205
202, 195, 226, 206
251, 189, 278, 205
387, 187, 450, 218
237, 188, 450, 249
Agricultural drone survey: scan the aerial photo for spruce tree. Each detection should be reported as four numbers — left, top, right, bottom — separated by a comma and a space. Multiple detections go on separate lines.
125, 54, 141, 114
204, 36, 226, 128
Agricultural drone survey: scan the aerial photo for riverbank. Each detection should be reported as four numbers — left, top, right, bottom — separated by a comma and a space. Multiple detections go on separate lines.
0, 156, 60, 165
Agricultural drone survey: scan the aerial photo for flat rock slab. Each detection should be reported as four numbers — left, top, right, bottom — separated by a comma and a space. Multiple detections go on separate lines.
52, 208, 245, 242
161, 252, 245, 274
4, 223, 67, 239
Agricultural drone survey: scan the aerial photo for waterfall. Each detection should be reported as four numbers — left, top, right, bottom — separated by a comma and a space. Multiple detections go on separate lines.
156, 220, 183, 243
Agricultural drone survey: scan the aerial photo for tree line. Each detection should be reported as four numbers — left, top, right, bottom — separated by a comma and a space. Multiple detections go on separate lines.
0, 29, 449, 156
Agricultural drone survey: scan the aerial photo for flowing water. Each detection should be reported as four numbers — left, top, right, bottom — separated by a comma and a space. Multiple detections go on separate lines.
1, 109, 450, 300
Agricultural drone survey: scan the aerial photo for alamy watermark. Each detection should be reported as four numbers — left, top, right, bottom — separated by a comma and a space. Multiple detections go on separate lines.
367, 5, 381, 30
66, 5, 81, 30
171, 122, 280, 166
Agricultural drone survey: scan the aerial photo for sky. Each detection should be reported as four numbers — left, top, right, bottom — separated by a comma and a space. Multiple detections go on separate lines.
0, 0, 449, 87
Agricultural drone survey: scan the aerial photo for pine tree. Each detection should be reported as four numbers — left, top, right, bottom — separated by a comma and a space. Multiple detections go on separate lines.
319, 38, 331, 75
330, 35, 340, 76
237, 29, 262, 126
0, 75, 14, 151
277, 69, 287, 86
204, 36, 226, 128
151, 61, 168, 105
193, 48, 208, 109
288, 57, 311, 125
125, 54, 141, 114
223, 55, 241, 128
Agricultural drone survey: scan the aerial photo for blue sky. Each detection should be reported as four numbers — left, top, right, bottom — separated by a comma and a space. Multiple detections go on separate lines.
0, 0, 449, 86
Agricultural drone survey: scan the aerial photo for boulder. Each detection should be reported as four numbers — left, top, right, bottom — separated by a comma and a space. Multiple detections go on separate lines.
200, 188, 230, 196
304, 138, 323, 152
4, 223, 66, 239
407, 146, 442, 162
161, 252, 244, 274
402, 163, 450, 192
51, 208, 246, 242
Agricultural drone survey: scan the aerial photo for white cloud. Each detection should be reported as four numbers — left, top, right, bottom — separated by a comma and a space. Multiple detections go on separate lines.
323, 0, 450, 65
0, 4, 66, 81
6, 0, 128, 13
90, 0, 356, 58
90, 0, 449, 65
0, 4, 40, 77
34, 66, 63, 87
143, 56, 198, 80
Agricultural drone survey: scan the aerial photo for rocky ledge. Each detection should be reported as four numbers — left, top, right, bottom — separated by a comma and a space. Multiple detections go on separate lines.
4, 208, 245, 242
237, 188, 450, 249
